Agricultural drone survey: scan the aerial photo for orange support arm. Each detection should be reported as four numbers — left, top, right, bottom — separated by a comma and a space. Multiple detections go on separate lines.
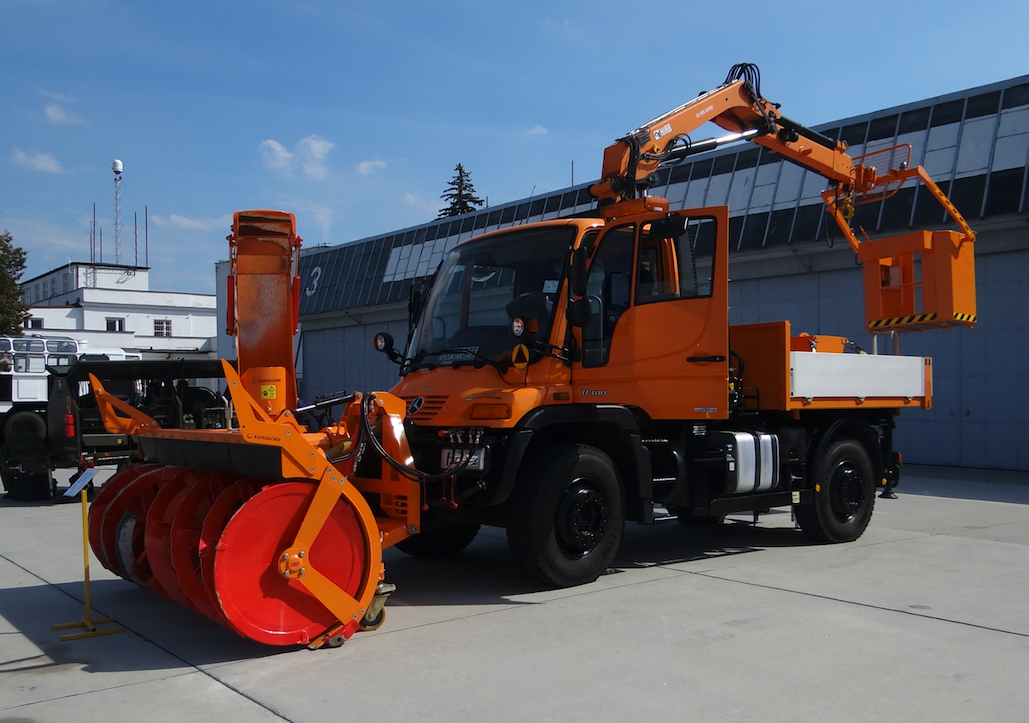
591, 66, 854, 204
88, 373, 159, 435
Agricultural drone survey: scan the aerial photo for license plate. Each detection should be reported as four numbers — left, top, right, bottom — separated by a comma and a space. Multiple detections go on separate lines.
440, 448, 484, 471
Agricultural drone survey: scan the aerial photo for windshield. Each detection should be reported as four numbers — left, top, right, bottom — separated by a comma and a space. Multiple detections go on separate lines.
409, 225, 576, 368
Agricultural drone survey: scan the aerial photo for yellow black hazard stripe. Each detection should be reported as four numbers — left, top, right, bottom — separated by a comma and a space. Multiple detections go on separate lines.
869, 313, 937, 329
868, 311, 977, 329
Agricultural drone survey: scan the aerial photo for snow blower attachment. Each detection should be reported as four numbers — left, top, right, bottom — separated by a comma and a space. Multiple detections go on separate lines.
87, 211, 419, 647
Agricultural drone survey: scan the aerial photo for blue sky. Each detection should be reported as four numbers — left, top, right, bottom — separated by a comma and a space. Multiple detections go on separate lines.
3, 0, 1028, 293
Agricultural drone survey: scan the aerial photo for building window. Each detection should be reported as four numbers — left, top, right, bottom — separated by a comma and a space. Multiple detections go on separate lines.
63, 273, 70, 292
154, 319, 172, 337
106, 318, 125, 332
24, 318, 43, 329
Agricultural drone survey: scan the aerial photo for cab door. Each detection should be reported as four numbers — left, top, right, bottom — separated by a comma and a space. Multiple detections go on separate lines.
571, 206, 729, 421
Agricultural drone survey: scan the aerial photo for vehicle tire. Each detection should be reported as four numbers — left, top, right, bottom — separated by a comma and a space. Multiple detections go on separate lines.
1, 412, 51, 501
393, 524, 480, 558
796, 438, 876, 543
507, 443, 624, 588
4, 411, 46, 441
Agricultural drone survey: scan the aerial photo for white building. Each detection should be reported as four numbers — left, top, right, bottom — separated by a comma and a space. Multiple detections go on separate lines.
20, 262, 218, 358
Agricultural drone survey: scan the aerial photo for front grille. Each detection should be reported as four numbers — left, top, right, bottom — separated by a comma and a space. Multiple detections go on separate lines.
403, 395, 448, 421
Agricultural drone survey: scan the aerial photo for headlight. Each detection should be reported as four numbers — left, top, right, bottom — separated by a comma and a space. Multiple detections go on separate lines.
511, 317, 525, 337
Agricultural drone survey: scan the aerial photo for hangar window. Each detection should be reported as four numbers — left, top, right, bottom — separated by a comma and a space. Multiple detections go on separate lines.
1002, 83, 1029, 110
930, 100, 964, 128
985, 168, 1025, 216
840, 122, 868, 146
868, 115, 898, 142
669, 163, 693, 184
712, 154, 736, 176
898, 108, 931, 135
965, 91, 1000, 119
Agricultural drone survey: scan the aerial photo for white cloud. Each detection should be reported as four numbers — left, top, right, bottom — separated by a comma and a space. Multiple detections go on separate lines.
541, 18, 583, 42
38, 89, 75, 103
259, 135, 335, 179
356, 159, 387, 175
290, 201, 333, 233
45, 103, 85, 124
403, 192, 437, 217
297, 135, 334, 179
528, 125, 548, 135
11, 147, 64, 174
0, 217, 88, 278
259, 139, 294, 173
150, 213, 233, 231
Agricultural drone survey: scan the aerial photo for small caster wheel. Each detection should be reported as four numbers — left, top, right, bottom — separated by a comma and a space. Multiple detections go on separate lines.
359, 608, 385, 632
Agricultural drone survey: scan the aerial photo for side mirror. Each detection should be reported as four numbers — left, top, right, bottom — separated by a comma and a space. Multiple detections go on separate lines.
372, 332, 401, 364
570, 247, 588, 297
568, 298, 592, 328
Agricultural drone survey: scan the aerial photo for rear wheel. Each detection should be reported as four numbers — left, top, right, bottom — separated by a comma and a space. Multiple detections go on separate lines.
1, 412, 51, 501
796, 439, 875, 543
507, 444, 623, 588
394, 524, 480, 558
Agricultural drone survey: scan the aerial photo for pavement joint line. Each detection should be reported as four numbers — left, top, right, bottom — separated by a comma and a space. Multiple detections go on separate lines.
1, 670, 197, 715
0, 551, 295, 723
690, 570, 1029, 640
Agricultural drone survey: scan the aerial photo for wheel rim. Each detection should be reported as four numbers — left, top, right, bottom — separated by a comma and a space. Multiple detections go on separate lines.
555, 478, 608, 559
829, 460, 866, 523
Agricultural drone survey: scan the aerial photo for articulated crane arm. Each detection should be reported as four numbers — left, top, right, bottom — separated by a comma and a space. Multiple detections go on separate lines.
590, 63, 977, 332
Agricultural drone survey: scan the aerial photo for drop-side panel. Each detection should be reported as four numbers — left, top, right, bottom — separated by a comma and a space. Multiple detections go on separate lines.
790, 352, 926, 400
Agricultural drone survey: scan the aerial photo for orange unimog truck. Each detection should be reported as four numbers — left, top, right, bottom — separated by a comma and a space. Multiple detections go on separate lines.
87, 64, 975, 648
373, 63, 976, 587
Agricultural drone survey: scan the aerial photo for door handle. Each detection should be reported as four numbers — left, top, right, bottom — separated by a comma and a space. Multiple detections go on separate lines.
687, 355, 726, 363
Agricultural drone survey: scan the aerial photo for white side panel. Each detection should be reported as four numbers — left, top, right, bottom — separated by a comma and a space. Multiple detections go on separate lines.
790, 353, 926, 399
13, 378, 48, 403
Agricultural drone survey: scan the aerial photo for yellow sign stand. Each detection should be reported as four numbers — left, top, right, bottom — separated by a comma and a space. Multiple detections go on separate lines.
53, 469, 124, 641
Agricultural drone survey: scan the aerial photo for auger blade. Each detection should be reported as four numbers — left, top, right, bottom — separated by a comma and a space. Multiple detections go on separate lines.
212, 481, 372, 646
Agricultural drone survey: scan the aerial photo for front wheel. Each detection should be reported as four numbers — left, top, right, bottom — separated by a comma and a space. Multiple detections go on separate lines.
796, 438, 876, 543
507, 444, 623, 588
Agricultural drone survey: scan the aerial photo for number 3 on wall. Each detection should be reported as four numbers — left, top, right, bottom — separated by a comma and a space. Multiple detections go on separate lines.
305, 266, 321, 297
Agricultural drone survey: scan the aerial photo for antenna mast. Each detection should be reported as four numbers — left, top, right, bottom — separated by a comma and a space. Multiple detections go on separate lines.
112, 159, 123, 264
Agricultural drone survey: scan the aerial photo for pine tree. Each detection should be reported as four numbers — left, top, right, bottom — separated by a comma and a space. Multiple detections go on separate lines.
438, 163, 484, 218
0, 231, 29, 335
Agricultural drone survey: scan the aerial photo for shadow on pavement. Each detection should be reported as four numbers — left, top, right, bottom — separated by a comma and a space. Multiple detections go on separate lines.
0, 510, 822, 672
900, 465, 1029, 505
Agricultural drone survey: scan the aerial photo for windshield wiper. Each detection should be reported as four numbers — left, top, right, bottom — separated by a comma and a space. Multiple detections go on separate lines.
411, 347, 512, 374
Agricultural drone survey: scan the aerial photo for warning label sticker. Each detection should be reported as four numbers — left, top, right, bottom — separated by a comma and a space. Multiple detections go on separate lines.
261, 384, 277, 399
511, 344, 530, 370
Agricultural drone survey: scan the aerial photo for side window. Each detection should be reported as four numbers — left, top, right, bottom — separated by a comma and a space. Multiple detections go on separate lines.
582, 225, 634, 368
635, 216, 717, 305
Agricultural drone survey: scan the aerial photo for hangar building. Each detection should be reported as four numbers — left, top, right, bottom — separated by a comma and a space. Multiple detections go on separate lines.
286, 74, 1029, 471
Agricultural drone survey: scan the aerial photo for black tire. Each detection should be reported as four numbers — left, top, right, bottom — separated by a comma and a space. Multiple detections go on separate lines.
507, 443, 624, 588
393, 524, 481, 558
4, 411, 46, 440
1, 411, 51, 501
796, 438, 876, 543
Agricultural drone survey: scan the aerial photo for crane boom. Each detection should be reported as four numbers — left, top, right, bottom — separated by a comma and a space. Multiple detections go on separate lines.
589, 63, 975, 256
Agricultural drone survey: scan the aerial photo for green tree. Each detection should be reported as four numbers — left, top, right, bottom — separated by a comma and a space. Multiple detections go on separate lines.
438, 163, 484, 218
0, 231, 29, 335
